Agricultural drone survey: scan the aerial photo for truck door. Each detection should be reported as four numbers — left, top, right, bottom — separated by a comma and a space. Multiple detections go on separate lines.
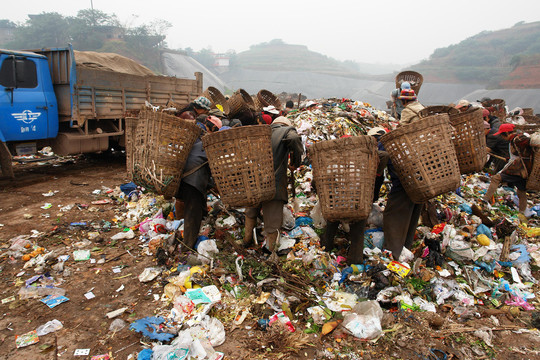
0, 55, 49, 142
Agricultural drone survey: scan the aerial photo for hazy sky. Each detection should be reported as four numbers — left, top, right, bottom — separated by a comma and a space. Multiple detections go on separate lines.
3, 0, 540, 64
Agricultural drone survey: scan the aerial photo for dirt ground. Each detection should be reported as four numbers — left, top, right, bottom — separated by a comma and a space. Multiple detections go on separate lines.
1, 154, 540, 360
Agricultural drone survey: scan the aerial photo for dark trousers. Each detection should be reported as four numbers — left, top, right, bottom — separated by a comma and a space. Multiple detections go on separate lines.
321, 219, 366, 264
383, 188, 423, 260
178, 183, 206, 249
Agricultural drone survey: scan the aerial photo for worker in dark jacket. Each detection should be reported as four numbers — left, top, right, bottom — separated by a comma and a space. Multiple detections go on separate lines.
176, 96, 211, 120
243, 117, 304, 261
483, 123, 533, 215
484, 109, 509, 172
175, 115, 222, 251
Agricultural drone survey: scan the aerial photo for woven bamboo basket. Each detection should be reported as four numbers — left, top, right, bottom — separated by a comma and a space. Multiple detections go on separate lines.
395, 71, 423, 95
482, 99, 506, 121
522, 108, 534, 116
202, 125, 275, 208
255, 89, 282, 111
125, 116, 139, 177
309, 136, 378, 221
419, 105, 459, 118
515, 115, 540, 132
380, 114, 461, 203
228, 89, 256, 118
202, 86, 230, 115
448, 107, 488, 174
527, 148, 540, 191
130, 109, 201, 198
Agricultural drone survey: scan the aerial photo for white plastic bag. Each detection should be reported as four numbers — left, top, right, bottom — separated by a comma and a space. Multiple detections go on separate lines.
367, 204, 384, 228
36, 319, 63, 336
282, 206, 295, 231
196, 239, 219, 264
342, 300, 384, 339
310, 201, 326, 228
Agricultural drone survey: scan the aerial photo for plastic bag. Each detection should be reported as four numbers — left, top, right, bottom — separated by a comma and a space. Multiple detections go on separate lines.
445, 239, 474, 262
109, 318, 126, 332
282, 206, 295, 231
196, 239, 219, 264
342, 300, 384, 339
310, 201, 326, 228
367, 204, 384, 228
36, 319, 63, 336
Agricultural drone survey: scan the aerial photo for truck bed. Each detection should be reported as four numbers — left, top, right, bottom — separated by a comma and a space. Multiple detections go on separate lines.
31, 46, 202, 127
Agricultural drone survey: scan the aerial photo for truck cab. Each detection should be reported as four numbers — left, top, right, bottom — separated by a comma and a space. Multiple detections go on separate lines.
0, 49, 59, 144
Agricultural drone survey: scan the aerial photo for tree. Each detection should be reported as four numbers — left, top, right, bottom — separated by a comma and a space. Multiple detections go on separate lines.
76, 9, 119, 27
7, 12, 70, 49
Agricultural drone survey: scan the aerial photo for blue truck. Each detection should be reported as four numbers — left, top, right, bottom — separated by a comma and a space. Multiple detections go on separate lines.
0, 45, 202, 177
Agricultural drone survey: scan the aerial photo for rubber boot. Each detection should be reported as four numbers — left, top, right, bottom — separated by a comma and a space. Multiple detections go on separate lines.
242, 216, 257, 246
347, 221, 365, 265
174, 200, 185, 220
265, 231, 279, 263
517, 189, 528, 214
483, 173, 501, 204
320, 221, 339, 251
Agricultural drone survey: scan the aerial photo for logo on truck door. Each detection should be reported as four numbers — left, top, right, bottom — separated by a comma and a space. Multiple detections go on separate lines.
12, 110, 42, 124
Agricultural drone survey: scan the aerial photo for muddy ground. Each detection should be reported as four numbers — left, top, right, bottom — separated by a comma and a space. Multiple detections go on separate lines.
1, 155, 540, 360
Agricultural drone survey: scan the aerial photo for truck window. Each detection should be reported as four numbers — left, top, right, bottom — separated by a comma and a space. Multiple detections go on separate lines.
0, 57, 38, 88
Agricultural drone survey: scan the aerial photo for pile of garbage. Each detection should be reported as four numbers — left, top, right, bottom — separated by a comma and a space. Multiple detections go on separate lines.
4, 98, 540, 359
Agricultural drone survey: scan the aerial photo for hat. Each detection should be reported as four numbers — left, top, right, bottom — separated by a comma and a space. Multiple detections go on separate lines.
483, 121, 491, 129
367, 127, 387, 136
207, 116, 222, 129
209, 108, 225, 118
400, 81, 411, 90
262, 105, 279, 115
493, 123, 515, 136
398, 89, 416, 100
193, 96, 211, 110
482, 108, 490, 117
273, 116, 292, 127
479, 97, 492, 103
455, 99, 470, 109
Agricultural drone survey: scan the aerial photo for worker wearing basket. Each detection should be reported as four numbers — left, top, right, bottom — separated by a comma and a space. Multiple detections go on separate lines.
483, 123, 533, 215
243, 117, 304, 261
383, 89, 425, 260
175, 115, 222, 251
176, 96, 212, 120
390, 82, 412, 120
484, 108, 510, 172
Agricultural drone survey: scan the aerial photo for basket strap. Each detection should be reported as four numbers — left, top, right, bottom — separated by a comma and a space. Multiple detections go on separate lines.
181, 161, 208, 179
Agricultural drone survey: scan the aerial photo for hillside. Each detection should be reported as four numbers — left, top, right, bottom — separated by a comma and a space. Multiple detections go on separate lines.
233, 40, 368, 78
412, 21, 540, 87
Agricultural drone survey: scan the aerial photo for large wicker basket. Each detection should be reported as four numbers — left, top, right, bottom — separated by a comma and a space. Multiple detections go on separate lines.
202, 125, 275, 208
255, 89, 282, 111
448, 107, 488, 174
309, 136, 378, 221
522, 108, 534, 116
380, 114, 461, 203
515, 115, 540, 133
482, 99, 506, 121
527, 147, 540, 191
202, 86, 230, 116
228, 89, 256, 118
419, 105, 459, 118
129, 109, 201, 198
395, 71, 423, 95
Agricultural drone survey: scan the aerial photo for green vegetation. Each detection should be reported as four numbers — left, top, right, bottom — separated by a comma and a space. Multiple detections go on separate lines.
1, 10, 170, 73
413, 21, 540, 86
